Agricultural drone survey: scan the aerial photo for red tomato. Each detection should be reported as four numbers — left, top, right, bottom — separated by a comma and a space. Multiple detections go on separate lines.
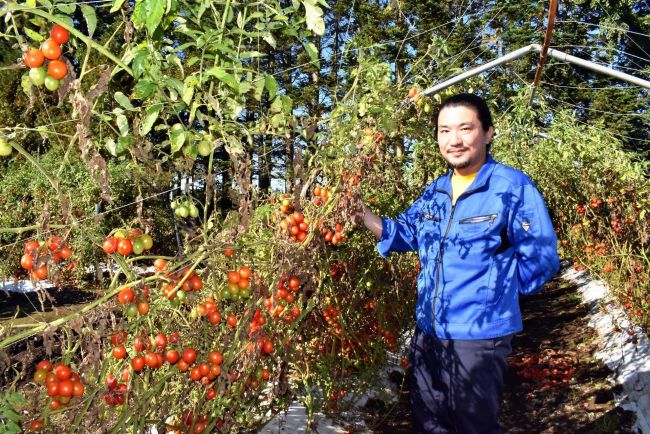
227, 271, 240, 284
27, 419, 44, 432
25, 240, 40, 254
24, 49, 45, 68
208, 311, 222, 325
50, 24, 69, 45
32, 264, 48, 281
117, 238, 133, 256
20, 254, 34, 270
144, 352, 158, 368
131, 356, 145, 372
198, 363, 210, 377
54, 364, 71, 381
110, 331, 127, 346
47, 59, 67, 80
72, 381, 85, 397
238, 266, 252, 280
154, 333, 168, 349
59, 245, 72, 260
165, 350, 180, 364
41, 39, 61, 60
58, 380, 73, 397
112, 345, 127, 359
208, 351, 223, 365
46, 381, 59, 397
190, 367, 202, 381
117, 287, 135, 304
102, 236, 118, 254
182, 348, 197, 365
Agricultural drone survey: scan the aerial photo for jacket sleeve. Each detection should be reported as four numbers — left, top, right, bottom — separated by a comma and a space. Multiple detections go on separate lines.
376, 199, 422, 258
509, 183, 560, 295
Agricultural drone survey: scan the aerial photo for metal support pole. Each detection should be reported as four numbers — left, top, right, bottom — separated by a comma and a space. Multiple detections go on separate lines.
420, 44, 650, 97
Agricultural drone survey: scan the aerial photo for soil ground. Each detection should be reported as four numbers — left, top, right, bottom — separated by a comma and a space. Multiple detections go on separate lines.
360, 274, 639, 434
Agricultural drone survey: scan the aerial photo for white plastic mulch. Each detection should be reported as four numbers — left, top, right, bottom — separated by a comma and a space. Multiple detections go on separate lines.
562, 266, 650, 434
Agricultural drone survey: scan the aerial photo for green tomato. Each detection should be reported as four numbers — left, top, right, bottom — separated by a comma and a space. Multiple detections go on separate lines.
44, 75, 60, 91
189, 204, 199, 218
176, 205, 189, 218
197, 140, 212, 157
238, 288, 250, 299
29, 67, 47, 87
170, 296, 181, 308
0, 138, 12, 157
132, 238, 145, 255
221, 286, 231, 300
170, 200, 178, 210
140, 234, 153, 250
114, 229, 128, 239
126, 304, 138, 318
176, 290, 186, 302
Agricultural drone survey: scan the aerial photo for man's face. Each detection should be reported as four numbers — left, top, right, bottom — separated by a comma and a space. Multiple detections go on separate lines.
437, 105, 494, 175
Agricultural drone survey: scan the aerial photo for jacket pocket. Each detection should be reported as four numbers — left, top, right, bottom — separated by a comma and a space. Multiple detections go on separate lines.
459, 213, 498, 225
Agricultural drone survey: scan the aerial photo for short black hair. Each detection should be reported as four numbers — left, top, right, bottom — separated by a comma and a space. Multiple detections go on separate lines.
437, 93, 494, 132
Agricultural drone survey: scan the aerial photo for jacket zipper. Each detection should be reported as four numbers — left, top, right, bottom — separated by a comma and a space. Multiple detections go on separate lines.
432, 201, 455, 335
432, 186, 481, 334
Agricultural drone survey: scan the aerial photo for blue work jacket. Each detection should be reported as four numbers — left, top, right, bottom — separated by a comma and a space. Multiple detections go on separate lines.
378, 156, 560, 339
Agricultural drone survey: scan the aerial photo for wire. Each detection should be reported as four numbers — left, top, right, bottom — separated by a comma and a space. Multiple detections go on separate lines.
555, 19, 650, 39
545, 94, 650, 118
550, 43, 650, 65
542, 97, 650, 145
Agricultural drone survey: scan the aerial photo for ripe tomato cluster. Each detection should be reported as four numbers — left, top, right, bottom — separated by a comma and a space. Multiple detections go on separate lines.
116, 284, 152, 318
322, 305, 342, 335
103, 229, 154, 256
262, 274, 302, 321
33, 360, 85, 411
158, 264, 204, 307
23, 24, 70, 91
20, 236, 73, 281
312, 185, 330, 206
223, 265, 253, 300
318, 222, 346, 246
279, 210, 309, 243
196, 296, 221, 325
509, 349, 577, 396
103, 372, 128, 406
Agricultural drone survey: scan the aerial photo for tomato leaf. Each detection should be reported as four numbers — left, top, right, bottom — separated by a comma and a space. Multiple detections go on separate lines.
205, 67, 239, 91
303, 1, 325, 36
144, 0, 165, 34
264, 74, 278, 98
302, 41, 320, 69
140, 103, 162, 136
115, 111, 130, 136
24, 28, 44, 43
109, 0, 127, 13
55, 2, 76, 14
133, 80, 155, 99
131, 50, 149, 79
114, 92, 135, 110
80, 4, 97, 37
170, 128, 186, 153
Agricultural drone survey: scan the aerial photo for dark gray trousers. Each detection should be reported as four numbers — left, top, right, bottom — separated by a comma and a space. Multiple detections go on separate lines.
409, 326, 513, 434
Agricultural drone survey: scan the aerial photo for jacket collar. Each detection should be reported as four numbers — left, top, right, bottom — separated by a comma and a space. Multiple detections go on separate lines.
435, 155, 498, 197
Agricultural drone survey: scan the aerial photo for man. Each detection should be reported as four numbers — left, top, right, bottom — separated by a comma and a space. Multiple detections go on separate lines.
360, 93, 560, 433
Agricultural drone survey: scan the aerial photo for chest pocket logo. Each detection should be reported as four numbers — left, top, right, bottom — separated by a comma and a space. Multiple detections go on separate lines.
459, 213, 498, 226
